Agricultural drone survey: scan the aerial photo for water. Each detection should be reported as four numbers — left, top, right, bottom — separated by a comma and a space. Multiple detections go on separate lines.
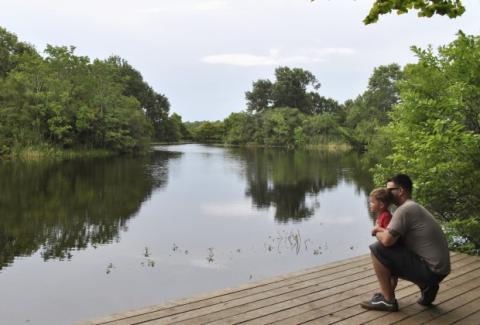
0, 144, 376, 324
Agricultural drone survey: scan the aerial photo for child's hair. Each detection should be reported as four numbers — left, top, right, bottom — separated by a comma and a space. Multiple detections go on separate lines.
369, 187, 392, 207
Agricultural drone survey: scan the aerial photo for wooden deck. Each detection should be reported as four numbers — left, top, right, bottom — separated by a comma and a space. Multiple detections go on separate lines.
77, 252, 480, 324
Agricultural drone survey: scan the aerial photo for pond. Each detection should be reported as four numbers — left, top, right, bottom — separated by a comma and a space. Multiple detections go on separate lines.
0, 144, 377, 325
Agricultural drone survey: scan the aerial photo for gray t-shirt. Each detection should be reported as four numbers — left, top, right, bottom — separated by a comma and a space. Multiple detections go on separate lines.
388, 200, 451, 275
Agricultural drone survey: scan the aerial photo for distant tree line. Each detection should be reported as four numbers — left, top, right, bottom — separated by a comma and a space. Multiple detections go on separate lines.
186, 64, 401, 151
0, 26, 186, 157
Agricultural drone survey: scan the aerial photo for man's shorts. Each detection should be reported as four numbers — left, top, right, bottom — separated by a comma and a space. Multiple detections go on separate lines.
369, 241, 446, 286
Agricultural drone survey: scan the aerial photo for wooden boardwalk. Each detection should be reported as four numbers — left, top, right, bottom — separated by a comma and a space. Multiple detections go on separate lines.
77, 252, 480, 324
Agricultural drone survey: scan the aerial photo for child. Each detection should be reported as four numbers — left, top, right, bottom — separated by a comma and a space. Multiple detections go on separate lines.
369, 187, 392, 229
369, 187, 397, 290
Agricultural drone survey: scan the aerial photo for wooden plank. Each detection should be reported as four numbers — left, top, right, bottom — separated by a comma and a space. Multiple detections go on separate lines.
205, 253, 468, 325
169, 267, 376, 324
365, 273, 480, 324
453, 309, 480, 325
325, 254, 479, 324
273, 256, 480, 325
74, 252, 470, 325
208, 276, 395, 324
423, 296, 480, 324
395, 286, 480, 324
119, 261, 374, 324
85, 255, 372, 325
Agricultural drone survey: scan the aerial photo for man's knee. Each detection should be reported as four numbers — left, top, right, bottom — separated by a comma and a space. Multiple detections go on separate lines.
369, 241, 392, 269
369, 240, 385, 255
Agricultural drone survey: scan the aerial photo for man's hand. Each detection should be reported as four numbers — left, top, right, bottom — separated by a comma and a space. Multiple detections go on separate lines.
373, 225, 399, 247
371, 225, 384, 236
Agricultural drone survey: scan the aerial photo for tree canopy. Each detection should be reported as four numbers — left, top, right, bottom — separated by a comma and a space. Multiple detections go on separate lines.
364, 0, 465, 24
0, 26, 186, 157
245, 66, 338, 115
374, 32, 480, 251
311, 0, 466, 24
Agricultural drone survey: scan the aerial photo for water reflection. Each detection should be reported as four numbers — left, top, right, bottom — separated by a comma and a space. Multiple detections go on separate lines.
0, 151, 180, 270
227, 148, 374, 223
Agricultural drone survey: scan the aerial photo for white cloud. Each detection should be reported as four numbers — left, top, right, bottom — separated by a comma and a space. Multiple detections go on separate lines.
202, 48, 355, 66
138, 1, 227, 14
319, 216, 355, 225
202, 202, 269, 218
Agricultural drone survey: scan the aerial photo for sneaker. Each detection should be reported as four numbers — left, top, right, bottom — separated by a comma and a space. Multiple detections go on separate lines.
360, 293, 399, 312
417, 284, 439, 306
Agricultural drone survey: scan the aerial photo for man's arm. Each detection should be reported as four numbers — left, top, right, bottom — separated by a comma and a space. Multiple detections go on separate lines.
372, 225, 399, 247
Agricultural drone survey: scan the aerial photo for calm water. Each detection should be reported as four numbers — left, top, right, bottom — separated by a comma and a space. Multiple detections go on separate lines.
0, 144, 377, 325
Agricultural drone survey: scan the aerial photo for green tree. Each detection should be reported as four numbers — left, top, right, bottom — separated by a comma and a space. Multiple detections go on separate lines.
374, 32, 480, 250
245, 67, 327, 115
223, 112, 256, 144
260, 107, 305, 147
110, 56, 171, 141
364, 0, 465, 24
245, 79, 273, 113
0, 26, 178, 157
0, 27, 37, 78
188, 121, 225, 142
311, 0, 466, 25
342, 63, 403, 151
272, 67, 320, 114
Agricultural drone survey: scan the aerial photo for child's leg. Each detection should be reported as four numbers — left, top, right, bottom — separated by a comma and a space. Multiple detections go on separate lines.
391, 276, 398, 291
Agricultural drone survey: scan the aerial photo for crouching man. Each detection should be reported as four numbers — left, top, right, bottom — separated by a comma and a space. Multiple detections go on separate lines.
361, 174, 451, 312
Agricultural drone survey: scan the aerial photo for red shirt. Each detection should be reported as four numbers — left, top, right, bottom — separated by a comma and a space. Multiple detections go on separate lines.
376, 210, 392, 228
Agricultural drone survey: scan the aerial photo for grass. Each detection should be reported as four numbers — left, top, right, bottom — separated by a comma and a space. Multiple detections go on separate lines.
7, 145, 114, 162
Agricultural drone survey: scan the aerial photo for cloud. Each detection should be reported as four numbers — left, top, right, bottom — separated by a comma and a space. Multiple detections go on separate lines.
201, 201, 269, 218
202, 48, 355, 66
138, 1, 227, 14
319, 216, 355, 225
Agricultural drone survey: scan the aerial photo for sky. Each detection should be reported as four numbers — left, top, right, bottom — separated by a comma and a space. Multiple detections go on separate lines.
1, 0, 479, 121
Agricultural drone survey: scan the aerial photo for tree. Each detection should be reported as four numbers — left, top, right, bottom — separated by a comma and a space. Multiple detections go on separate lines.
0, 26, 169, 156
259, 107, 305, 147
311, 0, 466, 25
223, 112, 255, 144
364, 0, 465, 24
245, 66, 327, 115
110, 56, 171, 141
245, 79, 273, 113
341, 63, 403, 151
0, 27, 37, 78
373, 32, 480, 251
272, 67, 320, 114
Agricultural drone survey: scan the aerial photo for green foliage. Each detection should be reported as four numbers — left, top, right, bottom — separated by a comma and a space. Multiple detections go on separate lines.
259, 107, 305, 147
110, 56, 173, 141
245, 79, 273, 113
0, 26, 185, 158
310, 0, 465, 24
301, 113, 342, 145
185, 120, 225, 143
373, 32, 480, 250
342, 64, 403, 151
364, 0, 465, 24
445, 217, 480, 255
245, 66, 336, 115
223, 112, 256, 144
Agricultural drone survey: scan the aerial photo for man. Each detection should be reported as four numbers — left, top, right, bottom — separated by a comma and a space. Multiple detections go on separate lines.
360, 174, 451, 312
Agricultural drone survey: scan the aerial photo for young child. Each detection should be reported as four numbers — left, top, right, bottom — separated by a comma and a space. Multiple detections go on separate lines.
369, 187, 397, 290
369, 187, 392, 229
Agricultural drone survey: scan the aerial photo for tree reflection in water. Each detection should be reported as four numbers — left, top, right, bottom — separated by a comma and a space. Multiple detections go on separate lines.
228, 147, 374, 223
0, 150, 181, 270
